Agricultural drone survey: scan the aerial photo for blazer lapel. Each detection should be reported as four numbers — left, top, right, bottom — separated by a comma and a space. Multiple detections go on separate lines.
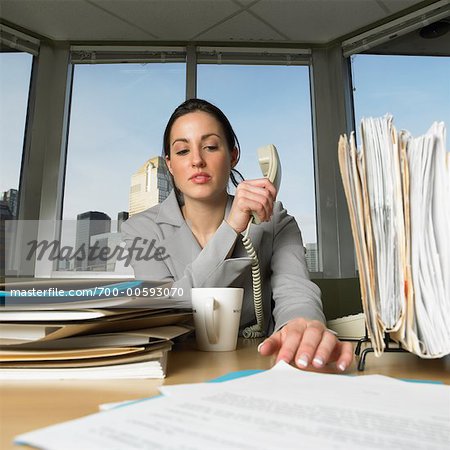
155, 191, 201, 274
159, 222, 202, 275
154, 191, 264, 273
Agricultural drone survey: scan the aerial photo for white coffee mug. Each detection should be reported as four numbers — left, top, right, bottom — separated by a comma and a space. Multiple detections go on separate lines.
191, 287, 244, 351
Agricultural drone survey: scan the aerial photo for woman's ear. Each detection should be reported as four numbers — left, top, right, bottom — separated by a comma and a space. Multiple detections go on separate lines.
165, 155, 173, 175
230, 147, 239, 168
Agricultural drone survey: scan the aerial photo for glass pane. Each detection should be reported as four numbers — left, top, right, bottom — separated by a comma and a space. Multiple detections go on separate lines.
61, 63, 185, 273
0, 52, 33, 218
198, 64, 318, 271
352, 55, 450, 148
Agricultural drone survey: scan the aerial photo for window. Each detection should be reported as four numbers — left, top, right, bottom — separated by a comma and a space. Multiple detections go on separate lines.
0, 52, 33, 219
60, 62, 185, 272
198, 64, 318, 271
352, 55, 450, 148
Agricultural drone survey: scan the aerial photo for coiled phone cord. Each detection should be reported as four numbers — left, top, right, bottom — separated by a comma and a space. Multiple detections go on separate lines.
241, 221, 265, 339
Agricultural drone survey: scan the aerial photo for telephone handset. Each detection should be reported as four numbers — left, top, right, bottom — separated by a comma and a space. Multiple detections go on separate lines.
242, 144, 282, 339
251, 144, 282, 224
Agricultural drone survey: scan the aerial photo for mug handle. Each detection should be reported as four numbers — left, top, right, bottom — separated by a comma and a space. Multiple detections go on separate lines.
204, 297, 218, 344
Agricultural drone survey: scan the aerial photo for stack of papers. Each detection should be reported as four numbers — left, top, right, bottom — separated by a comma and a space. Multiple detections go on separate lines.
338, 116, 450, 357
0, 280, 193, 379
15, 362, 450, 449
326, 313, 366, 339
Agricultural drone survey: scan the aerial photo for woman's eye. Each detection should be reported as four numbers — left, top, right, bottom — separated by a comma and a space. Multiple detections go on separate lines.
204, 145, 218, 151
175, 149, 189, 156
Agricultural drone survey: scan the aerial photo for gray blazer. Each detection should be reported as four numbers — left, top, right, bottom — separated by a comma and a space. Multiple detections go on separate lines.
121, 190, 325, 334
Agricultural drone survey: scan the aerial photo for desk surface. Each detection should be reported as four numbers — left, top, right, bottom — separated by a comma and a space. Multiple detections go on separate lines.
1, 339, 449, 450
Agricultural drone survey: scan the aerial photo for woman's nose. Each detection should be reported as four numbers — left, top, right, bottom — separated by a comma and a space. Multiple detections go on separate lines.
191, 148, 205, 167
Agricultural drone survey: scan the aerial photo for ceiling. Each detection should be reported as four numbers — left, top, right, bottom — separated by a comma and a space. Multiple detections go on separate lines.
0, 0, 449, 54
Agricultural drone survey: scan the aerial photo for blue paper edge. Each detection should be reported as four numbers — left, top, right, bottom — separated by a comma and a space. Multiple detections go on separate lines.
1, 280, 142, 298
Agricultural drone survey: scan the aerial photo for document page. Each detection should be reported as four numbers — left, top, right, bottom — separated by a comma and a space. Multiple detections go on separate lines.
360, 115, 406, 331
16, 362, 450, 450
407, 122, 450, 356
338, 117, 450, 358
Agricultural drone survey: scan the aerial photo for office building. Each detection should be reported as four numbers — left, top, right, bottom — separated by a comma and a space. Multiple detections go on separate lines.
0, 201, 14, 277
57, 257, 71, 271
74, 211, 111, 271
117, 211, 129, 232
305, 243, 319, 273
0, 202, 13, 220
2, 189, 18, 218
129, 156, 173, 216
89, 230, 124, 272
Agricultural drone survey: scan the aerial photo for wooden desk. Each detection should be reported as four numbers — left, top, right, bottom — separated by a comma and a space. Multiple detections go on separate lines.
1, 339, 449, 450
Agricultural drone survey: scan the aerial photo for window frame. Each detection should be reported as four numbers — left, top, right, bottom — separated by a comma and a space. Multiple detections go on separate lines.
13, 42, 357, 280
0, 26, 38, 278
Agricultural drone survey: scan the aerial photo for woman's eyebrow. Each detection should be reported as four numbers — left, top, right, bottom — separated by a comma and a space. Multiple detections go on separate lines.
171, 133, 221, 146
171, 138, 189, 146
201, 133, 221, 140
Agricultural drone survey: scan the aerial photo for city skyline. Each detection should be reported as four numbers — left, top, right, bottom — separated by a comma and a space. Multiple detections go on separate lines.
2, 53, 449, 250
129, 156, 172, 216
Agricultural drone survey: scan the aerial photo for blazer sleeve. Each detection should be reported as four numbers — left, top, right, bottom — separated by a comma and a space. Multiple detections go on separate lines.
121, 217, 252, 303
270, 202, 325, 330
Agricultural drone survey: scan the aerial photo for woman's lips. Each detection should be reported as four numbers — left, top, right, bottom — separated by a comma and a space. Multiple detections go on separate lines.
190, 173, 211, 184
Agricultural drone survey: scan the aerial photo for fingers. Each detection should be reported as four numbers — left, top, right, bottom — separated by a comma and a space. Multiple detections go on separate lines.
295, 321, 327, 368
236, 180, 276, 221
258, 318, 354, 372
268, 322, 308, 364
334, 341, 354, 372
258, 318, 308, 361
243, 178, 277, 200
226, 179, 277, 233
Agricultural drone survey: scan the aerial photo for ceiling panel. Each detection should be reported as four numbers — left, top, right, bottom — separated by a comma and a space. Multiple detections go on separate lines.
0, 0, 439, 44
0, 0, 157, 40
93, 0, 241, 41
250, 0, 405, 43
195, 10, 285, 41
377, 0, 427, 14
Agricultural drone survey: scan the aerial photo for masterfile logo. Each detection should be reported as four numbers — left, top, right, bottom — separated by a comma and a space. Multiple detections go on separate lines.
2, 220, 169, 276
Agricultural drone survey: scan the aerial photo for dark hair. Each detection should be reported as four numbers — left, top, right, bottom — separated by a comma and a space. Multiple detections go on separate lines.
163, 98, 244, 188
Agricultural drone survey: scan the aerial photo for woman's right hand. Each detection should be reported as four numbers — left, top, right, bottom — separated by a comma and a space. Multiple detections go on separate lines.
226, 178, 277, 234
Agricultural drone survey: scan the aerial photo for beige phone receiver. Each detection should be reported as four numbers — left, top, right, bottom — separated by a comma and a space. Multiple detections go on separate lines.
251, 144, 282, 224
243, 144, 282, 338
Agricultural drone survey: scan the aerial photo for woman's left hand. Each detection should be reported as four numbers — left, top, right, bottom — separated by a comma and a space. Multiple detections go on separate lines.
257, 318, 354, 371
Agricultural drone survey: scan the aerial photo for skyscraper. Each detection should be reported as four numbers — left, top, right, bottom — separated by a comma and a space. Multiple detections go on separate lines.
129, 156, 172, 216
2, 189, 18, 218
117, 211, 129, 232
305, 242, 319, 272
0, 201, 14, 277
74, 211, 111, 271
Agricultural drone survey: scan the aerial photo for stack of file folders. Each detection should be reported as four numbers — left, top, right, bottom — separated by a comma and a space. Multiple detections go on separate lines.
0, 280, 193, 379
338, 116, 450, 358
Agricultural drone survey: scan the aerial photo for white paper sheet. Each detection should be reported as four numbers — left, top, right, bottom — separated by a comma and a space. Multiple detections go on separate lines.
16, 362, 450, 450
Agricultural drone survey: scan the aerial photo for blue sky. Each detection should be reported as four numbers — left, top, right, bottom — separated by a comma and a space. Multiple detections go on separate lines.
1, 53, 449, 245
0, 53, 33, 192
63, 63, 316, 242
352, 55, 450, 141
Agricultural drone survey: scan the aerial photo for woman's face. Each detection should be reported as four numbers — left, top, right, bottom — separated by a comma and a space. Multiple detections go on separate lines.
166, 111, 238, 203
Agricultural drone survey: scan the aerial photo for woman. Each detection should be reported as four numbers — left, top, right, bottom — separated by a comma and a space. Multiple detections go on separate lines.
122, 98, 353, 371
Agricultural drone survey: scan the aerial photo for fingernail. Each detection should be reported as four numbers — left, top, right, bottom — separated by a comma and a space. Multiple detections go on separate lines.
338, 362, 347, 372
313, 356, 324, 367
297, 354, 309, 368
257, 342, 264, 353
